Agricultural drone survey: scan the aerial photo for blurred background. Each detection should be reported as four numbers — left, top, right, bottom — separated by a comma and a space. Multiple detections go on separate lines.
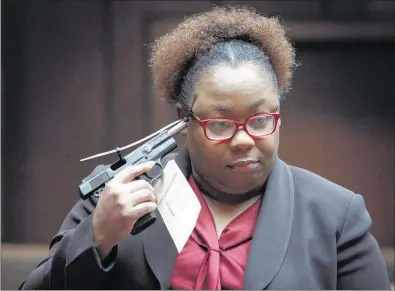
1, 0, 394, 289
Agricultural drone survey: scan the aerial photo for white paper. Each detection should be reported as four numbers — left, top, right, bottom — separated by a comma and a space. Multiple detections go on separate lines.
154, 160, 201, 252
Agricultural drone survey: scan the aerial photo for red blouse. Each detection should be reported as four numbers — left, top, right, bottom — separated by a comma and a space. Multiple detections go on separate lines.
170, 176, 262, 290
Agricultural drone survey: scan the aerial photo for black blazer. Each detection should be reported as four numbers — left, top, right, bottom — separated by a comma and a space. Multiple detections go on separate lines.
20, 146, 390, 290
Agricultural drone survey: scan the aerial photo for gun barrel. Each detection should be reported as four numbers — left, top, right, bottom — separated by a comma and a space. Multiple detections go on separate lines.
168, 120, 188, 136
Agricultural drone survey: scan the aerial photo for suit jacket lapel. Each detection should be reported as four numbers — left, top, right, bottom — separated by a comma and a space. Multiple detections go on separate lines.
142, 146, 191, 289
243, 157, 295, 290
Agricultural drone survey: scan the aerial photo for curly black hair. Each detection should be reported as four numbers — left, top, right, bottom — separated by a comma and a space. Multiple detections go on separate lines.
149, 5, 296, 106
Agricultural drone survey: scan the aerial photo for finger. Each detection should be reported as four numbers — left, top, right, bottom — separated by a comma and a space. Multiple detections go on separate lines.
112, 161, 156, 184
102, 179, 153, 203
123, 179, 154, 193
128, 202, 157, 222
120, 189, 156, 210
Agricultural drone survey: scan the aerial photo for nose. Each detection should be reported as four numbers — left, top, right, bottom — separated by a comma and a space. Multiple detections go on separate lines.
228, 127, 255, 151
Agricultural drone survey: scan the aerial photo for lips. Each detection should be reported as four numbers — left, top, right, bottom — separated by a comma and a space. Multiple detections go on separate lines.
228, 159, 259, 168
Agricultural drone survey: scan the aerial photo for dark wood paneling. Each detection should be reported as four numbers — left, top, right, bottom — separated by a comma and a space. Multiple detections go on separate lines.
2, 1, 109, 243
2, 0, 29, 243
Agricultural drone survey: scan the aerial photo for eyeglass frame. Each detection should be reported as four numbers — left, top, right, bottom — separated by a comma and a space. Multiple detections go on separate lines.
188, 111, 281, 142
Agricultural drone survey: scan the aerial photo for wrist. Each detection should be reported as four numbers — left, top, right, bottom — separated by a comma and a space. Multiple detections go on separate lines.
95, 244, 114, 260
93, 233, 114, 260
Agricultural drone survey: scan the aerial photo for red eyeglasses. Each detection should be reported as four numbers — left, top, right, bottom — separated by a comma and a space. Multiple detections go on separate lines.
189, 112, 280, 141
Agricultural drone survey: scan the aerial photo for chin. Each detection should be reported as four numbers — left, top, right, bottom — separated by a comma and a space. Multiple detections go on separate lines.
218, 170, 267, 192
217, 179, 261, 194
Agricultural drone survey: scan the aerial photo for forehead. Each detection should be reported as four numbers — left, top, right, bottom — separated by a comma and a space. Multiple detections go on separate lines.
193, 63, 278, 112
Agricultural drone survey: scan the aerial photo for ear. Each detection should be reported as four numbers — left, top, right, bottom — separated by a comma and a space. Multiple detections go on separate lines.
175, 103, 188, 136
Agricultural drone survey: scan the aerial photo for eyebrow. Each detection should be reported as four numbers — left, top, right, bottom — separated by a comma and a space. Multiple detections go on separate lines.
210, 99, 266, 113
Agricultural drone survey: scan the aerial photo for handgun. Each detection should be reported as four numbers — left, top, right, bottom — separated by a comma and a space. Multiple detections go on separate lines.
78, 119, 188, 235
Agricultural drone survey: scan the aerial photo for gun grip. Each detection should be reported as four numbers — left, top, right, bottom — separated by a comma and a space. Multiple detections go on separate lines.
131, 211, 156, 235
129, 162, 162, 235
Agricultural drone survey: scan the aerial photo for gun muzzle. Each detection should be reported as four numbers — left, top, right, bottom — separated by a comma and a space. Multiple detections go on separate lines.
168, 119, 188, 136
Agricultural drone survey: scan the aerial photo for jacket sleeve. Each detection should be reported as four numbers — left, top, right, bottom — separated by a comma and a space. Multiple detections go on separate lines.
19, 165, 119, 290
336, 193, 391, 290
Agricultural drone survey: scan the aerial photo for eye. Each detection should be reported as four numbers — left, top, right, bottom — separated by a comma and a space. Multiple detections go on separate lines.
255, 117, 267, 123
249, 115, 271, 128
210, 121, 232, 129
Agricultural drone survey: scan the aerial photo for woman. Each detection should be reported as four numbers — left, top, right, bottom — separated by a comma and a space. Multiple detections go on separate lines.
20, 6, 390, 290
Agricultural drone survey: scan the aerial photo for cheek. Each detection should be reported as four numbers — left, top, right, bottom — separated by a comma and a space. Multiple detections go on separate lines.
255, 130, 280, 157
187, 126, 225, 163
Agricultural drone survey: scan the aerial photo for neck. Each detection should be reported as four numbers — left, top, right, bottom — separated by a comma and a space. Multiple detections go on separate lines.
191, 169, 265, 205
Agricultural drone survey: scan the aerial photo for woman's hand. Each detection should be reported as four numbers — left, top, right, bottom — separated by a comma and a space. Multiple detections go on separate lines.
92, 161, 157, 258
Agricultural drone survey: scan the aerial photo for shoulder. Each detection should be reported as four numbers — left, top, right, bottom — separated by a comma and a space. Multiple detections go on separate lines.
289, 163, 355, 202
283, 162, 389, 289
285, 162, 366, 232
